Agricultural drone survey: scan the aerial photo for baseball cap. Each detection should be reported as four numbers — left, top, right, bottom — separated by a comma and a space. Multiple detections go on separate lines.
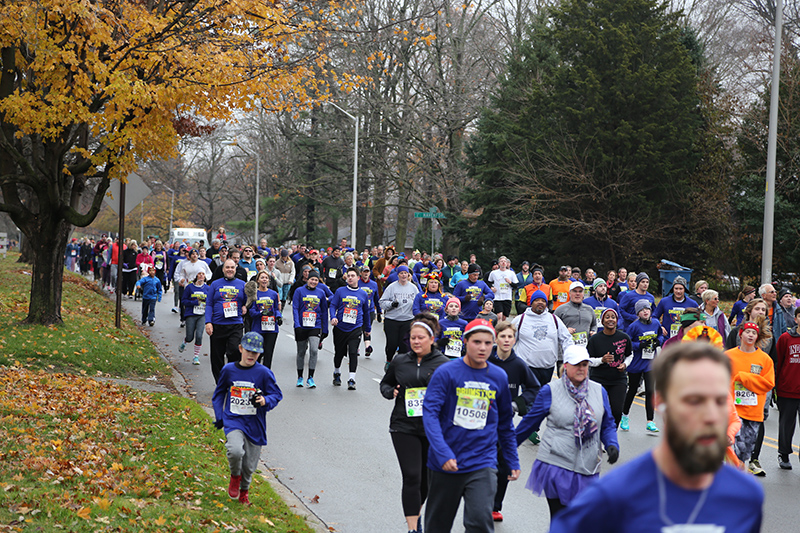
360, 265, 371, 272
241, 332, 264, 353
569, 281, 584, 291
559, 265, 569, 271
564, 345, 590, 365
467, 263, 481, 274
464, 318, 496, 340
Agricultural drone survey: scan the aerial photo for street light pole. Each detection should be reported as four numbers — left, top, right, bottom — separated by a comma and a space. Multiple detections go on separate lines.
761, 0, 783, 285
330, 102, 358, 248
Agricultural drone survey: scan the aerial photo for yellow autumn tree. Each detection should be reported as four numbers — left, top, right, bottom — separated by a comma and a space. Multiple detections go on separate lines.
0, 0, 344, 324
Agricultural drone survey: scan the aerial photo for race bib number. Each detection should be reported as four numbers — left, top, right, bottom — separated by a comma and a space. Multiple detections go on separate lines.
642, 346, 659, 360
229, 386, 256, 415
594, 308, 603, 328
247, 270, 257, 281
734, 382, 757, 406
453, 393, 489, 430
499, 282, 509, 291
572, 331, 588, 346
223, 301, 238, 318
421, 277, 428, 287
445, 340, 463, 358
71, 250, 77, 256
670, 323, 680, 338
302, 311, 317, 327
343, 307, 358, 324
405, 387, 426, 417
558, 292, 568, 303
193, 303, 206, 315
261, 315, 276, 331
328, 268, 338, 279
155, 259, 164, 269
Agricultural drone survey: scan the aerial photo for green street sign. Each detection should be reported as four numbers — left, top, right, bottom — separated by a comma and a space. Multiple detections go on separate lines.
414, 211, 446, 219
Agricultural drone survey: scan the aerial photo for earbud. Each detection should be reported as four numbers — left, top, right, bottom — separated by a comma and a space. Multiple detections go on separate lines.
657, 404, 667, 413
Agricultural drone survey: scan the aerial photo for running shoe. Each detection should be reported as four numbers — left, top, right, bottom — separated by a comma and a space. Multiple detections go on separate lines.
228, 475, 241, 499
238, 489, 251, 506
492, 511, 503, 522
149, 321, 154, 326
192, 356, 200, 365
620, 415, 630, 431
296, 377, 304, 388
646, 421, 659, 433
180, 321, 185, 328
333, 373, 342, 386
749, 460, 766, 477
178, 342, 186, 353
306, 377, 316, 389
779, 455, 792, 470
365, 345, 373, 357
347, 379, 356, 390
171, 307, 179, 313
527, 431, 540, 445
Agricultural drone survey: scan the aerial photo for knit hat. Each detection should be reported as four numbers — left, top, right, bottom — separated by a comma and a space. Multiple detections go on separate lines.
446, 297, 461, 312
635, 299, 651, 315
739, 322, 760, 336
601, 308, 618, 322
467, 263, 481, 274
635, 272, 649, 287
464, 318, 496, 340
307, 269, 321, 280
593, 279, 607, 291
529, 289, 547, 303
280, 248, 289, 257
778, 287, 792, 301
671, 276, 688, 291
255, 257, 266, 266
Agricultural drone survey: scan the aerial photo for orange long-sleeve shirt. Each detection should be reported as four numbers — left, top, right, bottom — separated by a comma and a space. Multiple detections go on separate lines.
725, 347, 775, 422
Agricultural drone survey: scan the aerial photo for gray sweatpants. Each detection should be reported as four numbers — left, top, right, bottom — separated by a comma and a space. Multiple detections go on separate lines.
226, 430, 262, 491
425, 467, 497, 533
296, 337, 319, 374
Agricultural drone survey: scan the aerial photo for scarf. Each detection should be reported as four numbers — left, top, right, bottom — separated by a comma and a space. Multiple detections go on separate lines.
563, 373, 598, 447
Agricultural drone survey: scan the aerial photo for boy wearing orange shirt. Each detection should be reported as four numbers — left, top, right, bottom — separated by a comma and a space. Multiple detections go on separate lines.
725, 318, 775, 471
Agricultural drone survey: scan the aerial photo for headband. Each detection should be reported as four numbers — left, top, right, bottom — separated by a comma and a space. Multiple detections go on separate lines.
410, 321, 434, 337
739, 322, 760, 335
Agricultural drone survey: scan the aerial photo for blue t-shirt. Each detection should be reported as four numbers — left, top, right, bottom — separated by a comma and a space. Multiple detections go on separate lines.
729, 300, 748, 327
357, 278, 380, 314
422, 358, 520, 474
452, 279, 494, 320
329, 285, 372, 333
248, 289, 282, 334
413, 291, 449, 319
625, 318, 664, 374
205, 277, 247, 325
619, 290, 655, 330
437, 317, 468, 358
292, 285, 330, 334
550, 451, 763, 533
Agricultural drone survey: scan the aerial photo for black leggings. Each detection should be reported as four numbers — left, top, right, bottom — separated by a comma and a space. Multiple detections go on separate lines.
333, 327, 362, 373
384, 318, 412, 362
258, 332, 278, 369
598, 380, 627, 427
623, 371, 654, 421
390, 432, 429, 517
547, 497, 567, 518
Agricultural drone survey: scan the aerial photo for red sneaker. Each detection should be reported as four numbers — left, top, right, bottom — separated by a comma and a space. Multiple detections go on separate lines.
492, 511, 503, 522
227, 475, 241, 499
238, 489, 251, 506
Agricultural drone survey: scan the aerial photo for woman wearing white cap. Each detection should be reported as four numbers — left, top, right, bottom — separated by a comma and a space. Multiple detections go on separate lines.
516, 345, 619, 521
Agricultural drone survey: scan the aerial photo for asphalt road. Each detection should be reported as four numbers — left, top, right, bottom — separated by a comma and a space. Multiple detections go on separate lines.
122, 291, 800, 532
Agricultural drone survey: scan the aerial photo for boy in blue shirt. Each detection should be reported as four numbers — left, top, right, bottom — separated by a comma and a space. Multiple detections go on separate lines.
212, 332, 283, 506
135, 266, 162, 326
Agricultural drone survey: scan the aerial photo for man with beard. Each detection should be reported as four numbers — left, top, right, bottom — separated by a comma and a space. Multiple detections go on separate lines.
550, 343, 763, 532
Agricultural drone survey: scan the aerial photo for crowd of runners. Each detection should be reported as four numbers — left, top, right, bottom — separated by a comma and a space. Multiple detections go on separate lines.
68, 231, 800, 532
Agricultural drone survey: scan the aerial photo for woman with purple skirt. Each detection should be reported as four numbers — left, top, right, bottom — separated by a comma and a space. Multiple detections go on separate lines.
515, 345, 620, 521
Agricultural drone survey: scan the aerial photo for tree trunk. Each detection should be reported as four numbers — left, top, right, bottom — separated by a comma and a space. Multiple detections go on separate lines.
25, 219, 72, 325
395, 179, 409, 252
17, 235, 32, 264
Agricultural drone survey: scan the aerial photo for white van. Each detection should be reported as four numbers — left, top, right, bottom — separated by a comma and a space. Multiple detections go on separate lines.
169, 227, 208, 246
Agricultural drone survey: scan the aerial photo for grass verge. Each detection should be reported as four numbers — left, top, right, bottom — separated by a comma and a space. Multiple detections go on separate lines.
0, 253, 169, 378
0, 367, 315, 532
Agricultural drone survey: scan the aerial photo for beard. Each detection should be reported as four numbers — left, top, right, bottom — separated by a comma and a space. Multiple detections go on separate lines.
665, 411, 727, 476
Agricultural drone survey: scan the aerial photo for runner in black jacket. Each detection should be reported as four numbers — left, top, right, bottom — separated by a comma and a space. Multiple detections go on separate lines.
379, 313, 449, 533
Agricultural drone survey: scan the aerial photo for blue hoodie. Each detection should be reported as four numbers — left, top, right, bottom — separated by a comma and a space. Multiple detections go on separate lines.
135, 275, 162, 301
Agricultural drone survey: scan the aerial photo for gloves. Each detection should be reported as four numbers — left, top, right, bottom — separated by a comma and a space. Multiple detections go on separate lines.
391, 300, 399, 308
250, 389, 263, 407
606, 445, 619, 464
276, 316, 283, 326
376, 313, 383, 323
365, 345, 373, 355
214, 419, 224, 430
513, 396, 529, 417
463, 294, 471, 303
477, 297, 485, 307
